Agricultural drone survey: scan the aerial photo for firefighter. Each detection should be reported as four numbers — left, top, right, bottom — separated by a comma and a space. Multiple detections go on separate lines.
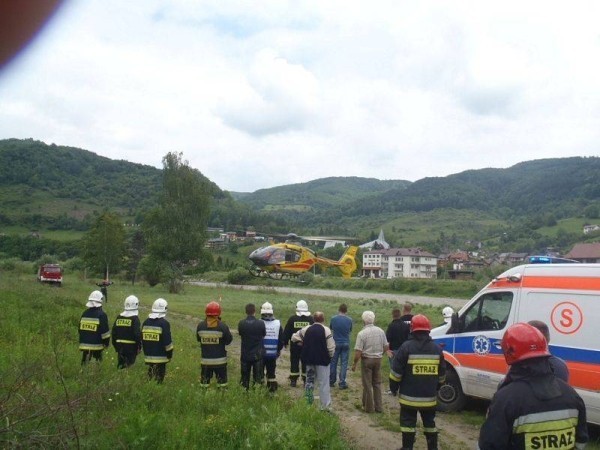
142, 298, 173, 383
390, 314, 445, 450
442, 306, 454, 324
260, 302, 284, 393
196, 301, 233, 388
283, 300, 314, 387
112, 295, 142, 369
79, 290, 111, 365
478, 323, 588, 450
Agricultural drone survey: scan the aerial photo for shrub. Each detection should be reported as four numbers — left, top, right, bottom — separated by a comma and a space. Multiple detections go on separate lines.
227, 268, 253, 285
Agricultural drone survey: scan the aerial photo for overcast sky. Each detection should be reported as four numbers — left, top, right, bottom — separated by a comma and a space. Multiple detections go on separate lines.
1, 1, 600, 193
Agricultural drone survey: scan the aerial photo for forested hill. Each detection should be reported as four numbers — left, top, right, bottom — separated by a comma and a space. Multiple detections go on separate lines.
232, 177, 411, 210
0, 139, 228, 227
328, 157, 600, 220
0, 139, 163, 210
2, 138, 599, 238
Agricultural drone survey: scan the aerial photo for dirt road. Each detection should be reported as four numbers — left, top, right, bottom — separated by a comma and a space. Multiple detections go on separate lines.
183, 283, 479, 448
274, 347, 481, 450
188, 281, 469, 309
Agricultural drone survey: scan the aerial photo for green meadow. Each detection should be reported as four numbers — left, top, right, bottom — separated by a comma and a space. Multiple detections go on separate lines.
1, 272, 446, 449
1, 274, 364, 449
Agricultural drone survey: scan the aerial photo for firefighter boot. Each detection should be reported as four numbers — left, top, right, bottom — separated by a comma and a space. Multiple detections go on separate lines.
401, 432, 416, 450
425, 433, 438, 450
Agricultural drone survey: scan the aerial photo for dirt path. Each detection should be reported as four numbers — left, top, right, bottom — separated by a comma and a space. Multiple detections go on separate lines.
274, 347, 480, 450
188, 281, 469, 309
173, 306, 480, 449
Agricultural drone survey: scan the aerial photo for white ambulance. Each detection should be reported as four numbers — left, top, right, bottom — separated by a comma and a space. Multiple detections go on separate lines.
431, 263, 600, 425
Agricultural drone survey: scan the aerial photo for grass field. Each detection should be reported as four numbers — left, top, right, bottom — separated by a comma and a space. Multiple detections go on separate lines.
2, 271, 598, 449
0, 274, 353, 449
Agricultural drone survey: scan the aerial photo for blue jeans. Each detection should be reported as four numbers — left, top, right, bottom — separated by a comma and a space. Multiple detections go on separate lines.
330, 342, 350, 387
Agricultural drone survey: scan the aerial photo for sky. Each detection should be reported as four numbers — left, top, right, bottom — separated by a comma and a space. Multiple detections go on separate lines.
1, 1, 600, 193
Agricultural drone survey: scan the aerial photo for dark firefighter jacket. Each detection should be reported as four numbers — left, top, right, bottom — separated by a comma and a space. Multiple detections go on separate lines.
389, 331, 445, 409
196, 318, 233, 366
386, 314, 413, 351
142, 317, 173, 364
478, 357, 588, 450
283, 314, 314, 350
238, 315, 266, 362
79, 307, 110, 351
112, 314, 142, 354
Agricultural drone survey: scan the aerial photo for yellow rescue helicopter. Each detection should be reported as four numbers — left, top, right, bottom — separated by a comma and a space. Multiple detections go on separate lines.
248, 234, 358, 280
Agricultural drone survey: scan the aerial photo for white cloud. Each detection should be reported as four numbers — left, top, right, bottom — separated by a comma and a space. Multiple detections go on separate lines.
1, 1, 600, 192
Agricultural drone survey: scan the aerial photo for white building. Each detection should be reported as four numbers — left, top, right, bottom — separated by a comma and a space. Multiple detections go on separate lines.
362, 248, 438, 279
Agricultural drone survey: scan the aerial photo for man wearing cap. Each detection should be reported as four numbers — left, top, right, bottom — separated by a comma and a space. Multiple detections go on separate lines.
283, 300, 314, 387
352, 311, 389, 413
260, 302, 284, 393
112, 295, 142, 369
479, 323, 587, 450
79, 290, 111, 365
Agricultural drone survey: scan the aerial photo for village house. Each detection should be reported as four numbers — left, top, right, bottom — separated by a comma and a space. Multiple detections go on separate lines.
565, 242, 600, 263
362, 247, 438, 279
583, 224, 600, 234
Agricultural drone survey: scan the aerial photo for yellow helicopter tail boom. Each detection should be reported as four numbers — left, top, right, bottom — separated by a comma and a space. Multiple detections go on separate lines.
338, 245, 358, 279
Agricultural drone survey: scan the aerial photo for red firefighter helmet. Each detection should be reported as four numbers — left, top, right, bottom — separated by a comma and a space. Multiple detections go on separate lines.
501, 323, 550, 365
411, 314, 431, 332
205, 301, 221, 317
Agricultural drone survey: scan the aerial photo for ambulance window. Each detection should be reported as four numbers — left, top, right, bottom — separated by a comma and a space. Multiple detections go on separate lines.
461, 292, 513, 332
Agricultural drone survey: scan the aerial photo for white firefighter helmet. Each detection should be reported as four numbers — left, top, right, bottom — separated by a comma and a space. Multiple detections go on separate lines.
122, 295, 139, 317
296, 299, 310, 316
86, 290, 104, 307
261, 302, 274, 315
149, 298, 168, 318
442, 306, 454, 323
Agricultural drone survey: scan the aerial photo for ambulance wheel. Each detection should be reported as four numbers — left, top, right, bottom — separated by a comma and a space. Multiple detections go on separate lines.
437, 369, 466, 412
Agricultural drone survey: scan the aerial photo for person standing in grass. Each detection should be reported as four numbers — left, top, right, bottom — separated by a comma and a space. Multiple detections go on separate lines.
79, 290, 111, 365
292, 311, 335, 411
329, 303, 352, 390
95, 279, 113, 303
142, 298, 173, 384
112, 295, 142, 369
386, 303, 413, 396
352, 311, 389, 414
197, 301, 233, 389
238, 303, 266, 390
283, 300, 314, 387
260, 302, 284, 393
390, 315, 445, 450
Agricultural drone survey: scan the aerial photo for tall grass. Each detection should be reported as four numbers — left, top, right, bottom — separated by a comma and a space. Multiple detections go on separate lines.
0, 274, 347, 449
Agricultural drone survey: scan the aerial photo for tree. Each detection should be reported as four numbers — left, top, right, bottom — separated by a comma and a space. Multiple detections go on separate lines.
126, 229, 145, 285
144, 152, 210, 293
82, 212, 126, 278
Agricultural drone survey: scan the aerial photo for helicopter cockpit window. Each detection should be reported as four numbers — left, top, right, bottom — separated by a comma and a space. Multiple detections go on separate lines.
267, 248, 285, 264
461, 292, 513, 332
285, 250, 301, 263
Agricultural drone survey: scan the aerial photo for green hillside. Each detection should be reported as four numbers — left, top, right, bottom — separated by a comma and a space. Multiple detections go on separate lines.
0, 139, 246, 233
1, 138, 599, 257
235, 176, 411, 210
